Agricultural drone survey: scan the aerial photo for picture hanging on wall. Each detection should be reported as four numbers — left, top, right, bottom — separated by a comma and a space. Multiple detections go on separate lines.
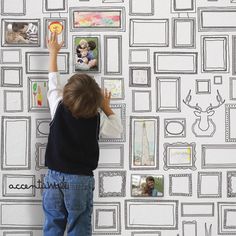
73, 35, 100, 73
1, 19, 40, 47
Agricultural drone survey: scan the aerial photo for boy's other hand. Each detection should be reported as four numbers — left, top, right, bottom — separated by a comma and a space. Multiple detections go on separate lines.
101, 89, 114, 116
47, 32, 64, 55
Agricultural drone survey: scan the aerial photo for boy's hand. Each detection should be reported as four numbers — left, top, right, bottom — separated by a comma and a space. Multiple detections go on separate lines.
47, 32, 64, 55
101, 89, 114, 117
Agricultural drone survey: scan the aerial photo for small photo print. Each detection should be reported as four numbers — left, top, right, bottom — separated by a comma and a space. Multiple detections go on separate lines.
2, 19, 40, 47
74, 36, 100, 72
131, 174, 164, 197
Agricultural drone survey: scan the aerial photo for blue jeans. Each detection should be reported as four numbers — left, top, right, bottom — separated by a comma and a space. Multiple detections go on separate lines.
42, 169, 95, 236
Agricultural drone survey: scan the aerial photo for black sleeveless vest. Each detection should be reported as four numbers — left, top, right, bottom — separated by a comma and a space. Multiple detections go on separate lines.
45, 101, 100, 176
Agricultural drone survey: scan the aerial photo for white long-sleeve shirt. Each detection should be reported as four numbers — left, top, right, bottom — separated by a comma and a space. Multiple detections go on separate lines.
47, 72, 123, 138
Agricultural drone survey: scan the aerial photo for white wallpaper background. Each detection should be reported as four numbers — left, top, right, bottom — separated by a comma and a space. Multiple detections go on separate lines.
1, 0, 236, 235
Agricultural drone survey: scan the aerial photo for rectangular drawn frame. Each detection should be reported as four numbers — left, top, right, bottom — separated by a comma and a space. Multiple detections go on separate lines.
2, 231, 33, 236
227, 171, 236, 197
129, 66, 151, 87
229, 78, 236, 100
129, 0, 154, 16
182, 221, 197, 236
1, 116, 31, 170
35, 143, 47, 171
181, 202, 215, 217
132, 90, 152, 112
104, 35, 122, 75
232, 36, 236, 75
1, 0, 26, 16
225, 104, 236, 142
0, 49, 22, 64
69, 7, 125, 31
3, 90, 23, 112
171, 0, 196, 13
129, 49, 150, 64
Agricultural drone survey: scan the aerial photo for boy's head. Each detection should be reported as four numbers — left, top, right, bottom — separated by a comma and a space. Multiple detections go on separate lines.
88, 41, 96, 51
146, 176, 155, 189
12, 22, 28, 33
63, 73, 102, 119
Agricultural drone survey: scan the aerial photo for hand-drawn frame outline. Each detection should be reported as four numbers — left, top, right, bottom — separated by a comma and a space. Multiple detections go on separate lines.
129, 0, 154, 16
1, 0, 26, 16
181, 202, 215, 217
1, 67, 23, 87
169, 174, 192, 196
164, 118, 186, 138
129, 66, 151, 87
227, 171, 236, 197
132, 90, 152, 112
35, 143, 47, 171
0, 49, 22, 64
225, 104, 236, 142
3, 90, 23, 112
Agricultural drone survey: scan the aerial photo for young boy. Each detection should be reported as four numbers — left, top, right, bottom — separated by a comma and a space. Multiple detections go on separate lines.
43, 32, 123, 236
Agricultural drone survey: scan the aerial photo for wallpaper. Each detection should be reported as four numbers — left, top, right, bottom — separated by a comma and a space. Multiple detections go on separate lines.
0, 0, 236, 235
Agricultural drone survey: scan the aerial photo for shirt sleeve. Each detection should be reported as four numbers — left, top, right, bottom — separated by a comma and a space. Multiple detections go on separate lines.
99, 112, 123, 138
47, 72, 63, 118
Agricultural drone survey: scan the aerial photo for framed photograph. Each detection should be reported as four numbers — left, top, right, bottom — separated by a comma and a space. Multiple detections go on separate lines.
130, 116, 159, 170
70, 7, 125, 31
129, 67, 151, 87
163, 142, 197, 170
44, 17, 67, 48
101, 77, 124, 100
73, 35, 100, 73
1, 19, 40, 47
131, 174, 164, 197
28, 77, 49, 112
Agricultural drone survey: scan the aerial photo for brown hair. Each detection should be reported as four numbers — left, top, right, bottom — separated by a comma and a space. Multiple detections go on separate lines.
63, 73, 102, 118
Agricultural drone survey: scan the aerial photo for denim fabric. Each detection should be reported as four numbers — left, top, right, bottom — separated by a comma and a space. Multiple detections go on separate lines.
42, 169, 95, 236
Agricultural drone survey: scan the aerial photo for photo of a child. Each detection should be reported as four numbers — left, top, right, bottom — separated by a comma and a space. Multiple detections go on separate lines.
131, 174, 164, 197
3, 20, 40, 46
74, 36, 99, 72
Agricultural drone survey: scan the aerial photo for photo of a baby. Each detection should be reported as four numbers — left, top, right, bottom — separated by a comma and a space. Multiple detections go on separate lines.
74, 36, 99, 72
2, 19, 40, 47
131, 174, 164, 197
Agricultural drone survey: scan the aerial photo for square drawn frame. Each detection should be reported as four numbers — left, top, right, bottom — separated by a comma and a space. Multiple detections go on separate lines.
25, 52, 69, 74
3, 231, 33, 236
72, 35, 101, 74
92, 202, 121, 235
43, 0, 68, 12
129, 49, 150, 64
95, 209, 116, 229
1, 18, 41, 47
218, 202, 236, 234
181, 202, 215, 217
196, 79, 211, 94
197, 172, 222, 198
156, 77, 181, 112
229, 78, 236, 100
98, 144, 124, 169
35, 143, 47, 171
130, 19, 169, 47
227, 171, 236, 197
125, 199, 179, 230
130, 174, 164, 197
132, 90, 152, 112
0, 49, 22, 64
1, 0, 26, 16
169, 174, 192, 196
0, 200, 43, 230
225, 104, 236, 142
1, 67, 23, 87
36, 118, 50, 138
171, 0, 196, 13
104, 35, 122, 75
2, 174, 36, 197
129, 67, 151, 87
163, 142, 197, 171
182, 221, 197, 236
214, 75, 223, 84
99, 171, 126, 197
43, 17, 68, 48
69, 7, 125, 31
3, 90, 23, 113
201, 35, 229, 73
27, 77, 49, 112
164, 118, 186, 138
202, 144, 236, 169
224, 209, 236, 229
99, 104, 126, 142
1, 116, 31, 170
172, 18, 196, 48
129, 0, 154, 16
154, 52, 198, 74
101, 77, 125, 100
198, 7, 236, 32
131, 232, 161, 236
129, 116, 159, 170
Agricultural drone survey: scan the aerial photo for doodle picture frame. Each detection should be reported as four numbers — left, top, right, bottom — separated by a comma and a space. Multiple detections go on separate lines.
163, 142, 197, 170
181, 202, 215, 217
164, 118, 186, 138
129, 0, 154, 16
225, 104, 236, 142
35, 143, 47, 171
129, 116, 159, 170
132, 90, 152, 112
169, 174, 192, 196
182, 221, 197, 236
131, 232, 161, 236
1, 18, 41, 47
43, 0, 68, 13
1, 67, 23, 87
227, 171, 236, 197
44, 17, 68, 48
229, 78, 236, 100
73, 35, 101, 73
28, 77, 49, 112
129, 67, 151, 87
129, 49, 150, 64
0, 49, 22, 64
3, 90, 23, 113
70, 7, 125, 31
171, 0, 196, 13
99, 171, 126, 197
36, 118, 50, 138
2, 231, 33, 236
196, 79, 211, 94
1, 0, 26, 16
